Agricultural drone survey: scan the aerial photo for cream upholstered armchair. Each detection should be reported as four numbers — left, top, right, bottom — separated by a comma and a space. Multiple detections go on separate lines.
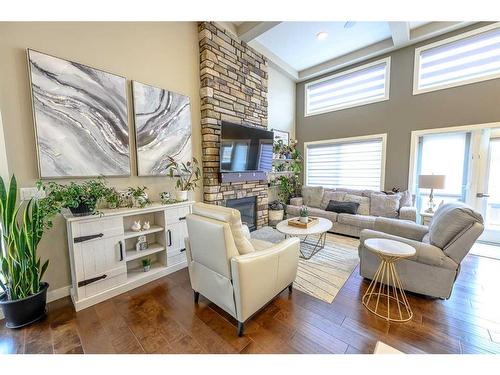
185, 203, 300, 336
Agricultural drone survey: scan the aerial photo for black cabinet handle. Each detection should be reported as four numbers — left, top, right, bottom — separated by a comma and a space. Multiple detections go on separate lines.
180, 248, 186, 252
119, 240, 124, 261
74, 233, 104, 243
179, 216, 186, 221
167, 229, 172, 247
78, 274, 107, 287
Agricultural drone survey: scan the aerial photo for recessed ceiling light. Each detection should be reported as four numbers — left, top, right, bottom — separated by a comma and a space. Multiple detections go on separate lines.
316, 31, 328, 41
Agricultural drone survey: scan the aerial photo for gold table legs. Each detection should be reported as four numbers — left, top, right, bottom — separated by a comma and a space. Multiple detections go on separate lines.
362, 254, 413, 322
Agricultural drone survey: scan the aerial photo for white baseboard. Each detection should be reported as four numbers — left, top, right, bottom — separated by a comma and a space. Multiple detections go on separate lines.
0, 285, 70, 320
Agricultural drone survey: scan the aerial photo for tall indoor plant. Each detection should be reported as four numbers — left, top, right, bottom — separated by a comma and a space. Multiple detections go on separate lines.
0, 175, 59, 328
165, 156, 201, 201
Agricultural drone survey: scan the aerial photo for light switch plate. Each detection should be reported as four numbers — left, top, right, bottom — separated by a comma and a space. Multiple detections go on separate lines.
20, 187, 46, 201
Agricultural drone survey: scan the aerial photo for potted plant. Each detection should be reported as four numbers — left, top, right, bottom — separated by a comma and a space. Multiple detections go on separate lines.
299, 205, 309, 224
165, 156, 201, 201
105, 187, 122, 209
142, 258, 151, 272
0, 175, 59, 328
38, 177, 110, 216
268, 200, 285, 222
127, 186, 151, 208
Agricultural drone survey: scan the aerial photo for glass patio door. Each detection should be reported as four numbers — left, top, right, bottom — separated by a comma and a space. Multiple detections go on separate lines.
477, 137, 500, 243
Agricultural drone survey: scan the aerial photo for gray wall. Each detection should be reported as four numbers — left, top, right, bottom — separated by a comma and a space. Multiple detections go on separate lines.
296, 23, 500, 191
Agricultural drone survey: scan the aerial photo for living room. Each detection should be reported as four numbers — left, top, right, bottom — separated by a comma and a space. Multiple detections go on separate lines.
1, 0, 499, 371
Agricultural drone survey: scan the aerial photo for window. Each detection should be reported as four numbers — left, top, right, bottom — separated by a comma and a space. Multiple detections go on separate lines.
304, 57, 390, 116
414, 23, 500, 94
413, 131, 471, 212
305, 134, 386, 190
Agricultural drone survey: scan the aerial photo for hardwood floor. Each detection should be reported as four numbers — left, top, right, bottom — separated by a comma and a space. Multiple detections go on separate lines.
1, 253, 500, 354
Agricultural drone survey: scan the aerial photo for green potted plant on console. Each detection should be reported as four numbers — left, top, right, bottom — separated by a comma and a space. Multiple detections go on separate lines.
165, 156, 201, 201
0, 175, 60, 328
38, 177, 110, 216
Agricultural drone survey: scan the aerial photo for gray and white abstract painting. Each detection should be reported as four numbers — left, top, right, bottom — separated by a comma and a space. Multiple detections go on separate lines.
28, 49, 130, 178
132, 81, 192, 176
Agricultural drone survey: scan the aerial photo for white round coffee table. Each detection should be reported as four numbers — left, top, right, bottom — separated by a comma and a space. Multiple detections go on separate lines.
362, 238, 416, 322
276, 217, 333, 259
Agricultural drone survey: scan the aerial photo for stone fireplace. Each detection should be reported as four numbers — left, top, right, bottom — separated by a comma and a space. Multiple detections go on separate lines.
198, 22, 269, 228
225, 196, 257, 231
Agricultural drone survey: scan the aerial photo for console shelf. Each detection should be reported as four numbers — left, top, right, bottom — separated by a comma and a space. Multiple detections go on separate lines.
125, 243, 165, 261
124, 225, 164, 239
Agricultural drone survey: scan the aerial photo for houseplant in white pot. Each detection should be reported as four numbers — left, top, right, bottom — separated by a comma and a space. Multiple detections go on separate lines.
299, 205, 309, 224
268, 200, 285, 222
0, 175, 60, 328
165, 156, 201, 201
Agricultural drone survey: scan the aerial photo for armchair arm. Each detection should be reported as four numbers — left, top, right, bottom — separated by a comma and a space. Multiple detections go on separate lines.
289, 197, 303, 206
374, 217, 428, 242
230, 237, 299, 322
399, 206, 417, 222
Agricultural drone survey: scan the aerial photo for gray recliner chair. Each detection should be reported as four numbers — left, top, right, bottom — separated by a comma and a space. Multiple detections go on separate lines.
358, 202, 484, 299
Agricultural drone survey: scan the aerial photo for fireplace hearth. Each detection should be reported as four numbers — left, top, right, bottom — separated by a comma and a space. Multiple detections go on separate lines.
225, 196, 257, 231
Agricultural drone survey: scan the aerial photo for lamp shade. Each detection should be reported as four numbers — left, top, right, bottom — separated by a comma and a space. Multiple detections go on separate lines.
419, 174, 445, 189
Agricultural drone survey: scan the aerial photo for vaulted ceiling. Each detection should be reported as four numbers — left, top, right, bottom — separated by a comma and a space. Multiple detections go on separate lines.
218, 21, 474, 82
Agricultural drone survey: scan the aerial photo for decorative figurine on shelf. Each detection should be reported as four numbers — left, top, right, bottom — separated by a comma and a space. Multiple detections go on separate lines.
142, 221, 150, 231
131, 221, 141, 232
136, 235, 148, 252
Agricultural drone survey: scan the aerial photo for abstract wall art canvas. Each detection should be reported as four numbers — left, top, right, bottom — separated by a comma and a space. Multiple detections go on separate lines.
28, 49, 131, 178
132, 81, 192, 176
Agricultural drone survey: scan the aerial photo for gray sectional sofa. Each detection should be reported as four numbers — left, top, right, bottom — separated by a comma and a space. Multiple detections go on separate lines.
286, 186, 416, 237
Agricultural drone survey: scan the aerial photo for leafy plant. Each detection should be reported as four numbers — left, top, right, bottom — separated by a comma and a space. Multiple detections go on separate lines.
276, 174, 301, 204
275, 162, 286, 172
273, 139, 285, 157
299, 205, 309, 217
0, 175, 59, 300
166, 156, 201, 192
127, 186, 151, 208
142, 258, 151, 267
37, 177, 110, 215
105, 188, 122, 209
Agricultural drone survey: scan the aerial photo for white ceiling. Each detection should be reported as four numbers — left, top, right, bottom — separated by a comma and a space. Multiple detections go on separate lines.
220, 21, 474, 81
256, 22, 393, 71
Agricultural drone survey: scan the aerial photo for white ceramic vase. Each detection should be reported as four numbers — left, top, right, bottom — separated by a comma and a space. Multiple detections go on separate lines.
299, 216, 308, 224
176, 190, 188, 201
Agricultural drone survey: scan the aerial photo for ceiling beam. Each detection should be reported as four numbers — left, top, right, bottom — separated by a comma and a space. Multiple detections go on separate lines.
389, 22, 410, 46
236, 22, 281, 43
298, 21, 477, 82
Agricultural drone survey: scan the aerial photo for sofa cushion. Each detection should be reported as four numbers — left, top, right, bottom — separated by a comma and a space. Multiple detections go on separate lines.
429, 202, 484, 249
302, 186, 324, 208
338, 213, 375, 229
338, 188, 365, 196
320, 190, 346, 210
399, 190, 413, 208
308, 207, 338, 223
370, 193, 400, 218
344, 194, 370, 215
326, 200, 359, 214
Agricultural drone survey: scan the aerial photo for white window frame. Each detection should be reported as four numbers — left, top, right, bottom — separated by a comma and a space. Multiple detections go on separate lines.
413, 22, 500, 95
304, 133, 387, 190
304, 57, 391, 117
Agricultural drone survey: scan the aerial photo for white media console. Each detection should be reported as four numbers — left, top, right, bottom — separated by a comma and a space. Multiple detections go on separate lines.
63, 201, 193, 311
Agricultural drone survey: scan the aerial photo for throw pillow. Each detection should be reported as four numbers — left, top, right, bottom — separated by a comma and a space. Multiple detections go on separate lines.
325, 200, 359, 214
301, 186, 324, 208
344, 194, 370, 216
399, 190, 413, 207
370, 193, 400, 218
320, 190, 346, 210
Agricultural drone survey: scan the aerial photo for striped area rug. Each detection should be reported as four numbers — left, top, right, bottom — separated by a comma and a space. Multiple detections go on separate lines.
251, 227, 360, 304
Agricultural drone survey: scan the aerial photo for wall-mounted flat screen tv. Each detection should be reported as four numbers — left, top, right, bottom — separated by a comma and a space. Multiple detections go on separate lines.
220, 122, 274, 173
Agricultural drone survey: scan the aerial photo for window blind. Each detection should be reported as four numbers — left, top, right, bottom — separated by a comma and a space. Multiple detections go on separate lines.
416, 25, 500, 93
305, 58, 390, 116
306, 137, 384, 190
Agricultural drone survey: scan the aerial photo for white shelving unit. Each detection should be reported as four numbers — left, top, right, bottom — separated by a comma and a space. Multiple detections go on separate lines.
64, 201, 193, 311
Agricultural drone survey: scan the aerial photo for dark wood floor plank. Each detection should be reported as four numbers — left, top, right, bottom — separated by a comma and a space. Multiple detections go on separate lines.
0, 321, 25, 354
74, 306, 116, 354
24, 317, 53, 354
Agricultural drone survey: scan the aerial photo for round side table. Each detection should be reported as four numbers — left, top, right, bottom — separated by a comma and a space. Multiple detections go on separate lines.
362, 238, 416, 322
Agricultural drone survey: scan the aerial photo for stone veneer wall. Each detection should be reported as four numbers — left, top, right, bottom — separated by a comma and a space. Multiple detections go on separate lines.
198, 22, 269, 228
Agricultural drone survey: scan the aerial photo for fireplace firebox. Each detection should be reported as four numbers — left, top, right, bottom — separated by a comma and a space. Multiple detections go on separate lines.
225, 196, 257, 231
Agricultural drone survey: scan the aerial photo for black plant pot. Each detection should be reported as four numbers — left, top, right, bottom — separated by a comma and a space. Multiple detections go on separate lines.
69, 202, 93, 216
0, 282, 49, 329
